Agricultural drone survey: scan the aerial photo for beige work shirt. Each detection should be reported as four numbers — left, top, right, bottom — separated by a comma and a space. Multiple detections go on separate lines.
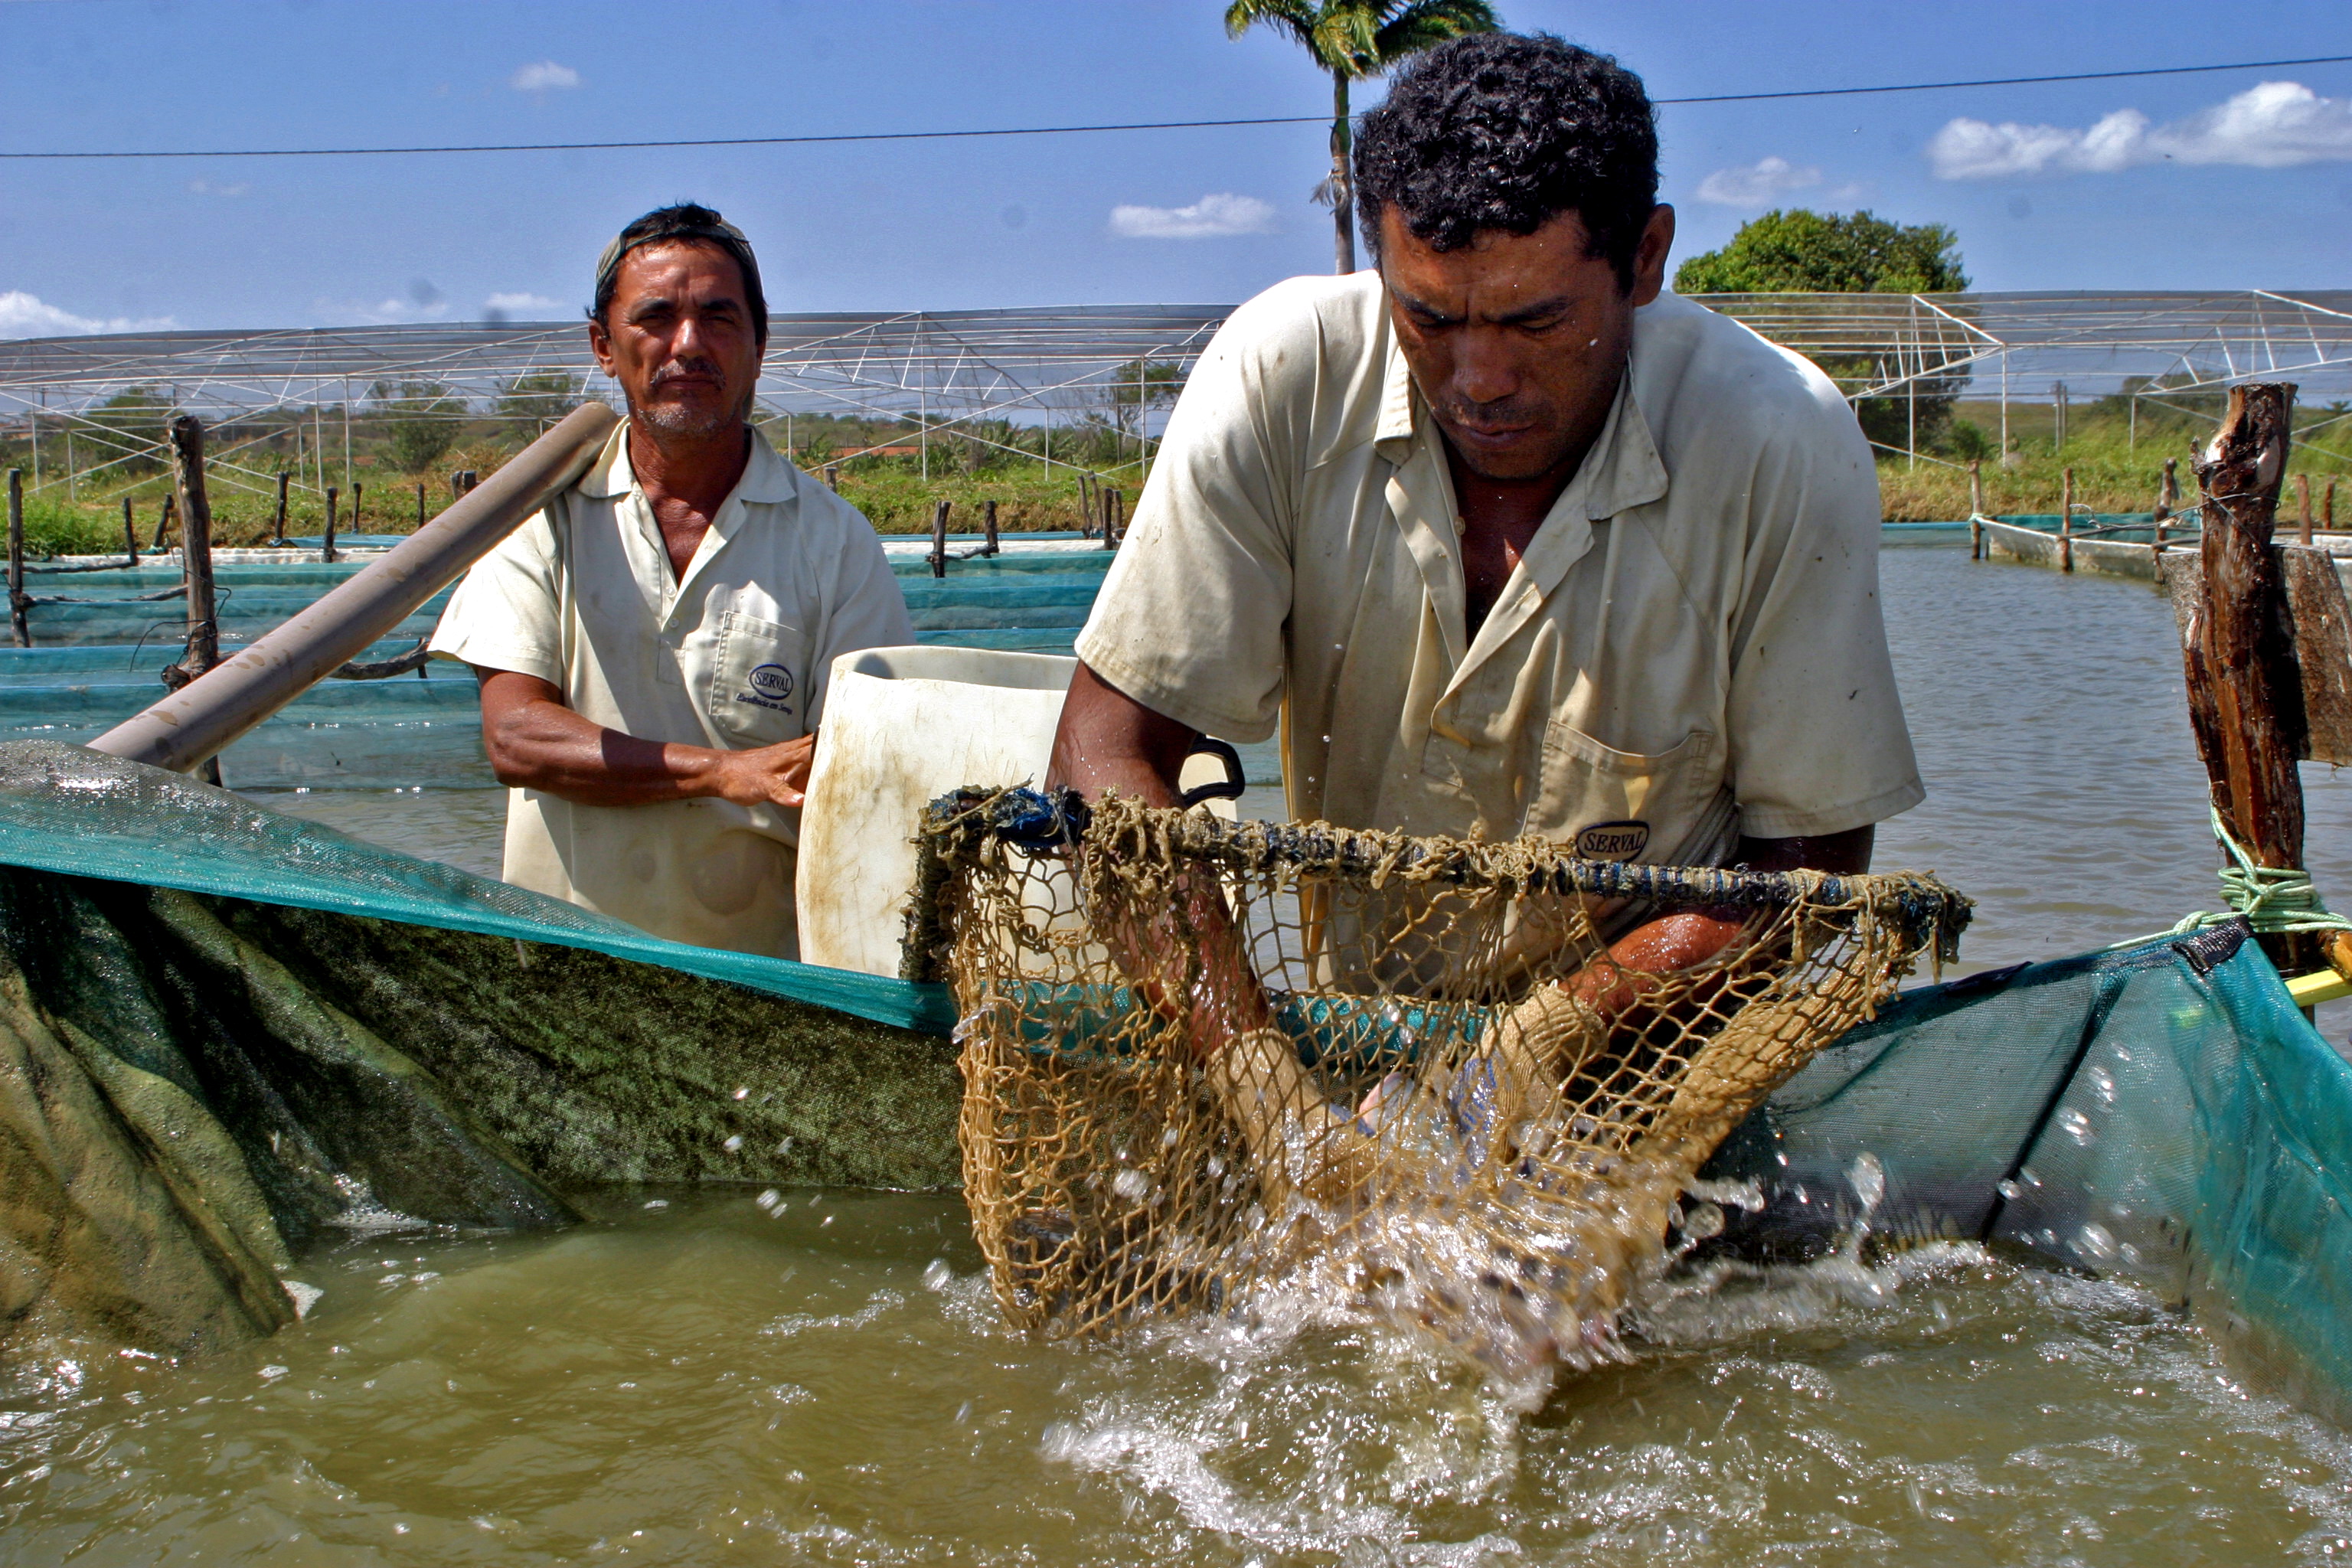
1076, 274, 1922, 867
429, 422, 914, 959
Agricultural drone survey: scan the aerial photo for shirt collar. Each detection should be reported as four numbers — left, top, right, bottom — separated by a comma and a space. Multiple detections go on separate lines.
577, 418, 799, 508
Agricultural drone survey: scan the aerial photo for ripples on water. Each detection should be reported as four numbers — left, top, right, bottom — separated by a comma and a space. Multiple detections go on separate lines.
8, 1190, 2352, 1566
9, 546, 2352, 1563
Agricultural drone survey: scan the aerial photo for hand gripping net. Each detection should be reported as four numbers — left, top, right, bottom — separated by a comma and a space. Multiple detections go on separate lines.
911, 789, 1971, 1374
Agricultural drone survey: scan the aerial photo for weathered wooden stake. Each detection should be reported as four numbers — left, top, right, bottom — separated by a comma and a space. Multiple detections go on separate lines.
982, 498, 999, 556
166, 416, 224, 785
152, 494, 175, 552
2059, 466, 2075, 573
2298, 473, 2314, 546
7, 469, 28, 648
121, 495, 139, 566
416, 482, 426, 530
929, 499, 950, 579
2179, 382, 2313, 974
1106, 488, 1125, 549
323, 485, 339, 564
1968, 459, 1984, 560
2328, 479, 2338, 532
273, 470, 290, 546
351, 480, 364, 534
824, 463, 839, 492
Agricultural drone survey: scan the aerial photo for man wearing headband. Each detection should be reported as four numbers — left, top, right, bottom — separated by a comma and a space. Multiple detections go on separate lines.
430, 203, 913, 959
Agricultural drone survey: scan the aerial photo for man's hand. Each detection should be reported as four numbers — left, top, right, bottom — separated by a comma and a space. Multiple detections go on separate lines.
476, 668, 815, 809
1561, 826, 1876, 1019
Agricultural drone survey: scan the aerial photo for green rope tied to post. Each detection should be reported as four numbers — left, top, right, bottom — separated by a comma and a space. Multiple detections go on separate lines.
2132, 808, 2352, 945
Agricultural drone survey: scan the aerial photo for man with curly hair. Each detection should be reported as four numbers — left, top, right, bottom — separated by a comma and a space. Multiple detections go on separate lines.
1052, 32, 1920, 995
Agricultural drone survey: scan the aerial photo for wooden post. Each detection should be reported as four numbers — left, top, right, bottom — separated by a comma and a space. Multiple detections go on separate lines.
2328, 479, 2338, 534
1106, 488, 1125, 549
2059, 466, 2074, 573
273, 470, 290, 546
2153, 458, 2174, 556
121, 495, 138, 567
416, 482, 426, 531
323, 485, 338, 564
824, 463, 839, 492
166, 416, 223, 785
352, 480, 364, 535
152, 494, 175, 552
983, 498, 999, 556
7, 469, 28, 648
2298, 473, 2314, 546
2178, 383, 2314, 975
929, 499, 949, 579
1968, 459, 1984, 560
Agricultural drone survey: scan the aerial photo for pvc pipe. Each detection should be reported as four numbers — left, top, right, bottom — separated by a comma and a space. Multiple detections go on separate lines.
89, 400, 620, 774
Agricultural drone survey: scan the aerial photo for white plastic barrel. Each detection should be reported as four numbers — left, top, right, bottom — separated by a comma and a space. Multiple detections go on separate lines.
795, 645, 1074, 977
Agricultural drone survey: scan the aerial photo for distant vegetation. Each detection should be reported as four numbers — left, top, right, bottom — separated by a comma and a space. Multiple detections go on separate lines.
1677, 208, 1977, 459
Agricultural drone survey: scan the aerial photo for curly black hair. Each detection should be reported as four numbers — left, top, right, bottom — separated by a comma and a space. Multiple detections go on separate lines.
1352, 33, 1658, 290
590, 202, 769, 347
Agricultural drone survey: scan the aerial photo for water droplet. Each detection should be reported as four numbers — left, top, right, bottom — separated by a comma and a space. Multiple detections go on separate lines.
2059, 1109, 2095, 1145
1112, 1169, 1152, 1202
2086, 1067, 2116, 1104
722, 1135, 744, 1153
642, 1199, 669, 1210
732, 1086, 750, 1100
2076, 1222, 2118, 1261
1848, 1152, 1886, 1214
1997, 1179, 2023, 1201
258, 1364, 287, 1381
1681, 1201, 1725, 1240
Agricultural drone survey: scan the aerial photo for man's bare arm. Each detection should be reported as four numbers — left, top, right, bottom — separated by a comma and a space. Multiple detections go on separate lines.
1044, 661, 1197, 806
475, 668, 814, 809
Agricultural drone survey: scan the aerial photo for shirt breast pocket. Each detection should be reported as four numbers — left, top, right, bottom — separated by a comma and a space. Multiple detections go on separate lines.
705, 609, 811, 750
1535, 723, 1718, 862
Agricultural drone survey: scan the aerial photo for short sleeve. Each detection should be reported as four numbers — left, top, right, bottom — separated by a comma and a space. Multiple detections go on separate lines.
803, 492, 916, 730
428, 507, 564, 685
1722, 402, 1924, 839
1073, 296, 1304, 743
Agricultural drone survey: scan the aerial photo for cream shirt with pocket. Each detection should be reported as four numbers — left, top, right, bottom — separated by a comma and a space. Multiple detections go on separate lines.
429, 422, 915, 959
1075, 274, 1922, 869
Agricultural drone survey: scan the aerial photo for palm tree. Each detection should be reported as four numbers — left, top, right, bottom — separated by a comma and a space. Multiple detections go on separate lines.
1224, 0, 1500, 274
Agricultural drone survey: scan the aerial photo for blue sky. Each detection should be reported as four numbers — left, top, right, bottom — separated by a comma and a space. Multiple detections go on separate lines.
2, 0, 2348, 335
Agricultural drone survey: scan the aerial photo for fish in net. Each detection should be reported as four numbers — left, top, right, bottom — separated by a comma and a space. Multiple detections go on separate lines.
909, 787, 1971, 1376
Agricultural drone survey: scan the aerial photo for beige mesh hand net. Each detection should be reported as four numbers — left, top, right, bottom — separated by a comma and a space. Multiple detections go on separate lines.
910, 788, 1971, 1375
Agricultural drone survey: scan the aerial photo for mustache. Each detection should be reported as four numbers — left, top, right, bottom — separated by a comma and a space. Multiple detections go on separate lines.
1435, 394, 1549, 429
648, 356, 725, 388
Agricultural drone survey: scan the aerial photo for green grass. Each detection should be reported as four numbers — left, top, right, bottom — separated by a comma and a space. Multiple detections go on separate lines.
1876, 405, 2350, 522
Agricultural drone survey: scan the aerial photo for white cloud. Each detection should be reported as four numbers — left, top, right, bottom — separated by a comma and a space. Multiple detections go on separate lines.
1694, 155, 1824, 207
0, 291, 176, 339
1108, 193, 1279, 240
187, 178, 249, 198
509, 60, 581, 93
485, 292, 565, 313
1930, 80, 2352, 179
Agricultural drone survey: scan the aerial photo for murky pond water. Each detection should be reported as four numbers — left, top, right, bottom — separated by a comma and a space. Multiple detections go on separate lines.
10, 544, 2352, 1563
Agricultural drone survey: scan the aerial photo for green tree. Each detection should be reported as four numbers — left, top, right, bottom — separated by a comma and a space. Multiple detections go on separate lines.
1675, 209, 1970, 455
1672, 208, 1968, 296
371, 381, 468, 473
75, 386, 173, 480
495, 371, 577, 439
1102, 358, 1187, 436
1224, 0, 1500, 275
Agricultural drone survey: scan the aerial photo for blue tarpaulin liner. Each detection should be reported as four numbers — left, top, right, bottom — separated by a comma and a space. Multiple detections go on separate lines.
0, 740, 956, 1035
1708, 921, 2352, 1423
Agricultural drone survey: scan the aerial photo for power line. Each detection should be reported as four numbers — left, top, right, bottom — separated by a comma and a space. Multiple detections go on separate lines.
4, 52, 2348, 160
